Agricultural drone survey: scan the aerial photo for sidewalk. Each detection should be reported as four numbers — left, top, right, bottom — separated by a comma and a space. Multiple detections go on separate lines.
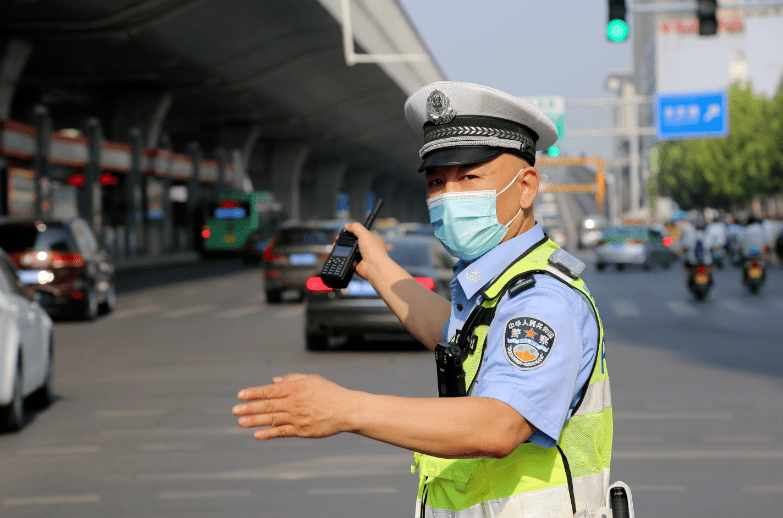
114, 251, 201, 273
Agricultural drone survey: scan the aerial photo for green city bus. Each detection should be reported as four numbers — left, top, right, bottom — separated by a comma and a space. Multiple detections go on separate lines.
201, 191, 284, 255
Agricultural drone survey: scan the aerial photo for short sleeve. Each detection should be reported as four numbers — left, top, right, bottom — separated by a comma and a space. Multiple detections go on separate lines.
471, 277, 586, 448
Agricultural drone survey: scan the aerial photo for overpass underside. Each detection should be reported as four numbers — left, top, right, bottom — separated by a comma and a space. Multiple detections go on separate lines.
0, 0, 444, 259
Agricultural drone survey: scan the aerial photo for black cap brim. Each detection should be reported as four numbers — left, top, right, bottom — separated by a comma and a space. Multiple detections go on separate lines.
417, 147, 505, 173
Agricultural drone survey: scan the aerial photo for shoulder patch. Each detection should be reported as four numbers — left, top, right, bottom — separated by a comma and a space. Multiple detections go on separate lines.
503, 316, 556, 370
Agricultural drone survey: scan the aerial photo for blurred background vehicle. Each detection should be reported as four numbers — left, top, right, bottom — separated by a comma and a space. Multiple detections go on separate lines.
595, 225, 676, 271
262, 220, 347, 303
0, 249, 54, 432
304, 236, 453, 350
201, 191, 285, 259
578, 214, 608, 249
544, 226, 568, 248
398, 222, 436, 238
0, 218, 115, 320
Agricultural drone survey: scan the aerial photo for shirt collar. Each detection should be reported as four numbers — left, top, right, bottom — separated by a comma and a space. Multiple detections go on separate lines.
454, 222, 546, 299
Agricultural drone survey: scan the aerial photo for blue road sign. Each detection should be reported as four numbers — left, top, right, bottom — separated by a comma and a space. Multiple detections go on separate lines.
655, 90, 728, 141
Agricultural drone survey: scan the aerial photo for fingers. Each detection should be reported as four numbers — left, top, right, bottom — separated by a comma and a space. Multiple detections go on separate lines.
237, 412, 287, 428
254, 424, 297, 440
233, 399, 282, 416
237, 384, 281, 401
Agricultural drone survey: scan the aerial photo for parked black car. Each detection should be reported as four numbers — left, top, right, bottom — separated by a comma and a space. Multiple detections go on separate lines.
0, 218, 116, 320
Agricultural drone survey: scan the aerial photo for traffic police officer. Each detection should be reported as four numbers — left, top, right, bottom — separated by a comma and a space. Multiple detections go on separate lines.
233, 82, 612, 518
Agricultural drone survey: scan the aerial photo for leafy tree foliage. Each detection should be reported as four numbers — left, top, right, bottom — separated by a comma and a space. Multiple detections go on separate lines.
655, 83, 783, 210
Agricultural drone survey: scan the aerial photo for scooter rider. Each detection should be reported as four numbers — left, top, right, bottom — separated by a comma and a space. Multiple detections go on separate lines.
233, 82, 613, 517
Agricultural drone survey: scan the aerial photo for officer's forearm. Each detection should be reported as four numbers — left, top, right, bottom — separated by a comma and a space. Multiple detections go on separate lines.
365, 256, 450, 352
346, 392, 533, 459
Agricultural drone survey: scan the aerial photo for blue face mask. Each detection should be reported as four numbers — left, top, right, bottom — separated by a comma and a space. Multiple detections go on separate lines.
427, 169, 523, 262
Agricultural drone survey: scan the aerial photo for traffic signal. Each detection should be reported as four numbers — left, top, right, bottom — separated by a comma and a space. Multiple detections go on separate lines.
697, 0, 718, 35
607, 0, 629, 42
547, 146, 561, 158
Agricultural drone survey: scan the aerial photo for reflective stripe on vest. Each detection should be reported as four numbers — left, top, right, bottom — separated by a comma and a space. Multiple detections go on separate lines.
413, 239, 612, 517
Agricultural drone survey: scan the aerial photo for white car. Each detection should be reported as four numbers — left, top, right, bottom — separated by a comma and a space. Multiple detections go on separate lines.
0, 249, 54, 432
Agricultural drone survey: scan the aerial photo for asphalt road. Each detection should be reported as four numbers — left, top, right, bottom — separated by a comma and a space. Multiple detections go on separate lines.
1, 257, 782, 518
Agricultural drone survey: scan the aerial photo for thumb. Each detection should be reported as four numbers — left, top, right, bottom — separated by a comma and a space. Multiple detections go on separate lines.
273, 373, 310, 383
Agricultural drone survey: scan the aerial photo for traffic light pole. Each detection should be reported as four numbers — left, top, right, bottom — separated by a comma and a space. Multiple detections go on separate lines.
628, 0, 783, 13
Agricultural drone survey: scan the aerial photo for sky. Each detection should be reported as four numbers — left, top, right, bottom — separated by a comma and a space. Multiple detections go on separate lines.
396, 0, 633, 158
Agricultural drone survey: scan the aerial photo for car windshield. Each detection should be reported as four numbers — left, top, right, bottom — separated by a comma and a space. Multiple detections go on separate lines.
603, 226, 648, 243
387, 242, 431, 267
0, 222, 77, 253
277, 228, 336, 246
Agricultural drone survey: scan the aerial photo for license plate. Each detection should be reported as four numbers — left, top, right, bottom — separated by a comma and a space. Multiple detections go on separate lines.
346, 279, 377, 296
748, 268, 762, 279
694, 274, 709, 285
19, 270, 43, 284
290, 253, 316, 266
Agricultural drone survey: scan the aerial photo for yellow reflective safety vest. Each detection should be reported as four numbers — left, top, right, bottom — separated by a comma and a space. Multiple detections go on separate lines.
413, 238, 612, 518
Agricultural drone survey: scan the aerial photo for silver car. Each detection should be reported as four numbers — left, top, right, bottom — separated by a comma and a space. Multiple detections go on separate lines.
304, 237, 453, 350
595, 226, 675, 271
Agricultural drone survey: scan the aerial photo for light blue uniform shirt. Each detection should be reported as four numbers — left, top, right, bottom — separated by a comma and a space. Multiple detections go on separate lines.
442, 223, 598, 448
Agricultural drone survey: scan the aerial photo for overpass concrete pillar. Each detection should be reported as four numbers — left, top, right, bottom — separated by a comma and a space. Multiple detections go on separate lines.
127, 128, 144, 258
348, 172, 376, 222
0, 39, 33, 120
145, 92, 172, 149
79, 118, 103, 238
312, 162, 347, 219
188, 142, 202, 252
32, 105, 51, 218
270, 142, 309, 221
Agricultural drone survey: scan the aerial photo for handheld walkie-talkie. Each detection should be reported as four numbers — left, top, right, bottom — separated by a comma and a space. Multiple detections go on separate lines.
320, 199, 384, 289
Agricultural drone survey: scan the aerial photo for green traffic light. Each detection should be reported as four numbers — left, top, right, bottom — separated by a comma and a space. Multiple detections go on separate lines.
607, 19, 629, 42
548, 146, 561, 158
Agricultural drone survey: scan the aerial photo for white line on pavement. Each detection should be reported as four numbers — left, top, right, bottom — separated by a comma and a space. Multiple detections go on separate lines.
701, 435, 774, 442
742, 485, 783, 493
160, 491, 251, 500
96, 409, 167, 418
614, 450, 783, 460
218, 306, 262, 319
717, 299, 755, 315
272, 307, 304, 319
140, 443, 204, 451
4, 495, 100, 506
102, 427, 246, 436
162, 305, 215, 319
19, 446, 99, 455
665, 300, 699, 317
615, 412, 732, 420
610, 300, 640, 318
631, 485, 687, 492
308, 487, 399, 495
111, 305, 162, 319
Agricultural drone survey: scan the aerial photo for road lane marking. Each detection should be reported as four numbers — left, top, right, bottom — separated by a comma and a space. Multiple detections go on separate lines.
309, 487, 398, 495
160, 491, 251, 500
102, 427, 246, 436
717, 299, 754, 315
631, 485, 686, 492
615, 412, 732, 420
140, 443, 203, 451
610, 300, 640, 318
701, 435, 774, 442
19, 446, 99, 455
111, 305, 162, 319
614, 450, 783, 459
96, 409, 167, 418
217, 306, 262, 319
614, 435, 663, 443
665, 300, 699, 317
162, 305, 215, 319
742, 485, 783, 493
272, 307, 304, 319
4, 495, 100, 506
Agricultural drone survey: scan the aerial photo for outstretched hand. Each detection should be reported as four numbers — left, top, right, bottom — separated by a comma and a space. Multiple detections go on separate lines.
233, 374, 356, 440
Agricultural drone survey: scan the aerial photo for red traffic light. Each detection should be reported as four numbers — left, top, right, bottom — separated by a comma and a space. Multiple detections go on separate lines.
67, 173, 86, 187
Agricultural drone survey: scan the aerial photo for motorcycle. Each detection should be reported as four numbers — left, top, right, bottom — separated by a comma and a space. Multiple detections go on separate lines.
710, 246, 725, 269
687, 263, 713, 301
742, 257, 766, 294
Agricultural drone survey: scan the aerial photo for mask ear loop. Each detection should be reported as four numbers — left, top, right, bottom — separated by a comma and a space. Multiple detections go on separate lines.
497, 167, 531, 229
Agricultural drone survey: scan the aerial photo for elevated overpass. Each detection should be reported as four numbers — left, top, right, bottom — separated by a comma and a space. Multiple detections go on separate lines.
0, 0, 444, 259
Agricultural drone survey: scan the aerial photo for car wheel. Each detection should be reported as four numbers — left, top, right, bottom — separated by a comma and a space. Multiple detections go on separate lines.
596, 263, 606, 271
99, 285, 117, 314
616, 264, 625, 271
31, 337, 54, 409
642, 261, 652, 271
663, 259, 673, 270
306, 333, 328, 351
83, 290, 99, 320
1, 359, 25, 432
265, 290, 282, 304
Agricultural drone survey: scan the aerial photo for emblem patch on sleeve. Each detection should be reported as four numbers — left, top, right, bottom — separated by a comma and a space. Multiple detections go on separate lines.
503, 316, 556, 370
